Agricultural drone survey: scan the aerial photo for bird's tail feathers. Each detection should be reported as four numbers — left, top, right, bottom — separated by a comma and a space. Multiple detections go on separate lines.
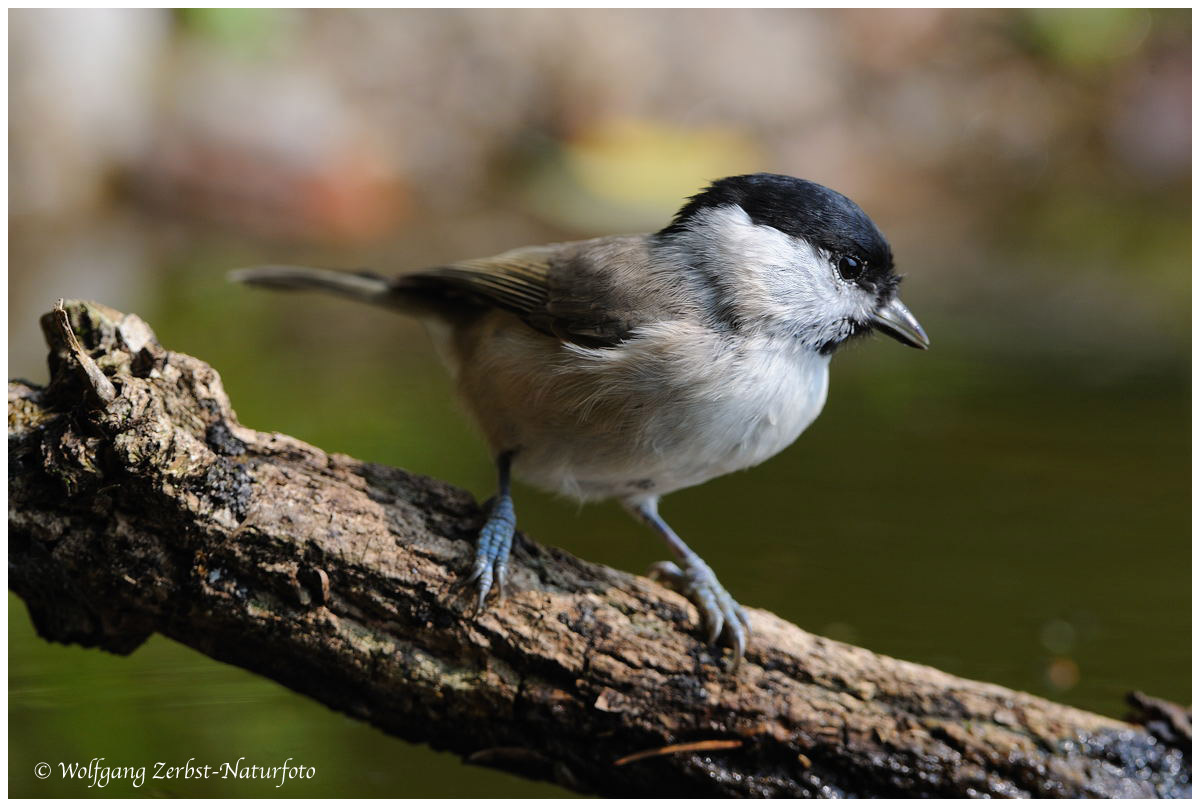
228, 265, 403, 309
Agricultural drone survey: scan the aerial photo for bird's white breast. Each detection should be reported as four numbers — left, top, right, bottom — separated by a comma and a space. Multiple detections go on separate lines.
458, 318, 832, 502
625, 330, 831, 498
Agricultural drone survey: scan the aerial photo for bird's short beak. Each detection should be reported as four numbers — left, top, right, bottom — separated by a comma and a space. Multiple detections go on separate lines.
872, 297, 929, 349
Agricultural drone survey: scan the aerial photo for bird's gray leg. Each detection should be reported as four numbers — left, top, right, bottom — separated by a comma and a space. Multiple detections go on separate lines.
465, 450, 517, 609
627, 498, 751, 663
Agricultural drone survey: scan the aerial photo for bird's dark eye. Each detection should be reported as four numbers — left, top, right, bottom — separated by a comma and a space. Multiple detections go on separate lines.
837, 255, 864, 282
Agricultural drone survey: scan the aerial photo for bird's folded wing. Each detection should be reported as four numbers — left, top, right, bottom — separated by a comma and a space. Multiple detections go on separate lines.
395, 238, 659, 348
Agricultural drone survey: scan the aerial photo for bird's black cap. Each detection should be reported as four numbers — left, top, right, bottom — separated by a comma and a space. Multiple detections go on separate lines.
660, 173, 897, 293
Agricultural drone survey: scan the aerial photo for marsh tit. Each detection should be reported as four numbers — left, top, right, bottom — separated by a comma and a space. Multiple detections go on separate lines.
231, 173, 929, 664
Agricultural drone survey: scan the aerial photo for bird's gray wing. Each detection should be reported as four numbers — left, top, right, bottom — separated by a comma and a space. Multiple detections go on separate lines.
395, 236, 665, 348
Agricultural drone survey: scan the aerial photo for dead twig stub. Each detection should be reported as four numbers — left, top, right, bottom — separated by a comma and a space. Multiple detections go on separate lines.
50, 298, 117, 406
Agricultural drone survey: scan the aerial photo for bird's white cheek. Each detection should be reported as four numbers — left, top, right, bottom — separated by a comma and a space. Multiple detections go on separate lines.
787, 271, 859, 323
836, 284, 878, 322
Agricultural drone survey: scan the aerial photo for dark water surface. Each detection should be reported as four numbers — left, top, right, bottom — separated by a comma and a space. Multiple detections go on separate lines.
9, 262, 1189, 797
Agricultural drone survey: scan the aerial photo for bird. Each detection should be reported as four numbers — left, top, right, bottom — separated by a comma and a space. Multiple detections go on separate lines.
230, 172, 928, 666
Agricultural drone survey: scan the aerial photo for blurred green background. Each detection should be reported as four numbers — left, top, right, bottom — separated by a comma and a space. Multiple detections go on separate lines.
9, 8, 1190, 798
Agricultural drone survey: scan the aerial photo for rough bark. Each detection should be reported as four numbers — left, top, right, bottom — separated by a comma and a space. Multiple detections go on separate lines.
8, 300, 1190, 798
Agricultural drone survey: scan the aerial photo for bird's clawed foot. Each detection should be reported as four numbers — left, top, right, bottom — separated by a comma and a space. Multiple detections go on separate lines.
463, 494, 516, 611
649, 558, 751, 666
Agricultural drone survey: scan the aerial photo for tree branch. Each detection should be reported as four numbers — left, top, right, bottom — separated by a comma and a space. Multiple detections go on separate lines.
8, 300, 1189, 798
